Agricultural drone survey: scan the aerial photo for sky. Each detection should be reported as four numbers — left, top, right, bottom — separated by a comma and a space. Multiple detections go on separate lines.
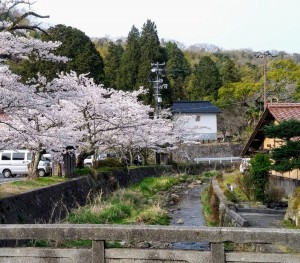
32, 0, 300, 54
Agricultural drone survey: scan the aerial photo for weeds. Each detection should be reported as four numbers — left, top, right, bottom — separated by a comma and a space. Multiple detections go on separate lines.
0, 177, 68, 198
201, 185, 218, 226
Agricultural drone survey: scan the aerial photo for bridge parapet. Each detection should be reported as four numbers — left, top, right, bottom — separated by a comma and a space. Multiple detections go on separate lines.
0, 224, 299, 263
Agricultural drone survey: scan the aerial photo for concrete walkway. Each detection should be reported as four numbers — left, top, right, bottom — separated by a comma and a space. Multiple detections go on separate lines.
237, 211, 285, 228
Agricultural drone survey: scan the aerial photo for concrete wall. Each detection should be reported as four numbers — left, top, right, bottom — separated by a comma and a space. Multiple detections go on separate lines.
0, 166, 172, 225
211, 179, 249, 227
173, 113, 218, 140
270, 175, 300, 197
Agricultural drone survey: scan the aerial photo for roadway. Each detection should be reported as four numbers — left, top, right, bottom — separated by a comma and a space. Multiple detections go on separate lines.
0, 174, 25, 184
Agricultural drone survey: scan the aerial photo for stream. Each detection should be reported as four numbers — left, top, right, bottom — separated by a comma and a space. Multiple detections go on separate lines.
168, 182, 209, 250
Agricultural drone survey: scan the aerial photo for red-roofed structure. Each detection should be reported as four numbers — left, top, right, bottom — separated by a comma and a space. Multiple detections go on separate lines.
241, 103, 300, 181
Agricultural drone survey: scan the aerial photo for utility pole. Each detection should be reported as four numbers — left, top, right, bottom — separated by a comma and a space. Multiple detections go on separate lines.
151, 62, 167, 118
150, 62, 167, 165
256, 51, 276, 110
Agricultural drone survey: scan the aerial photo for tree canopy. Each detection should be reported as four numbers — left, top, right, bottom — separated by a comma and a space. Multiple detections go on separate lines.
264, 119, 300, 172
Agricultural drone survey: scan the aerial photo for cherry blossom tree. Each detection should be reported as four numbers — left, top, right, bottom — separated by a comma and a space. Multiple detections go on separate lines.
0, 0, 179, 179
0, 0, 72, 178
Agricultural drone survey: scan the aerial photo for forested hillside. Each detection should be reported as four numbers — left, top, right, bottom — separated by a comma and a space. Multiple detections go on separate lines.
93, 21, 300, 142
10, 18, 300, 142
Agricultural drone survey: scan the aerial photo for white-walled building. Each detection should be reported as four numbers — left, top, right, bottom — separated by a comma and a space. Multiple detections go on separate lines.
172, 101, 221, 142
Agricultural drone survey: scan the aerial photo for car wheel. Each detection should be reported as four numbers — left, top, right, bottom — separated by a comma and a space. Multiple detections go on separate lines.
3, 169, 12, 178
38, 169, 46, 177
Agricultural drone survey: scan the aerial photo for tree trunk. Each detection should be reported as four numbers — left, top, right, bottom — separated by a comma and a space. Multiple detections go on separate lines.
76, 150, 94, 168
28, 151, 42, 180
141, 149, 149, 165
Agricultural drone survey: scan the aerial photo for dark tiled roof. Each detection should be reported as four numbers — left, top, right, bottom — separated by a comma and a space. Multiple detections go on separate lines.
172, 101, 221, 114
268, 103, 300, 121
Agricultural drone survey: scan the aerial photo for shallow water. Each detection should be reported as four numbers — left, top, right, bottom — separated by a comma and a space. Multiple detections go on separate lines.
169, 184, 209, 250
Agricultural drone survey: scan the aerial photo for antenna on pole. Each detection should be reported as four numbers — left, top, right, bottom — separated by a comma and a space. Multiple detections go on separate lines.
150, 62, 168, 165
151, 62, 167, 118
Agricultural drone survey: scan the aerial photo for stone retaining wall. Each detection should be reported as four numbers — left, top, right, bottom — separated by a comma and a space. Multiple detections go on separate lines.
211, 178, 250, 227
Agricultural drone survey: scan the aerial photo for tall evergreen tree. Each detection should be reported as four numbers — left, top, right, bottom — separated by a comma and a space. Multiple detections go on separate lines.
189, 56, 221, 100
12, 24, 105, 84
219, 58, 241, 85
165, 42, 191, 104
137, 19, 162, 104
264, 119, 300, 172
104, 41, 124, 89
118, 26, 141, 91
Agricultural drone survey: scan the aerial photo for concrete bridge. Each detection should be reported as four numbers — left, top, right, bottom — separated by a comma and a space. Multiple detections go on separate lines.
0, 224, 299, 263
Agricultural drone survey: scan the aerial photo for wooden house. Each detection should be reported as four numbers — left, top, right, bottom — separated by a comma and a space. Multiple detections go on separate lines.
241, 103, 300, 180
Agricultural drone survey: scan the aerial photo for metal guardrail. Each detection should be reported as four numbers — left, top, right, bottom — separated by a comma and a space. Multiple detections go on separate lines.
194, 157, 242, 164
0, 224, 299, 263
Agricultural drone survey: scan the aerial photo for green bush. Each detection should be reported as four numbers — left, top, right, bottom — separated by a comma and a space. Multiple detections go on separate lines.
94, 157, 125, 169
250, 153, 271, 203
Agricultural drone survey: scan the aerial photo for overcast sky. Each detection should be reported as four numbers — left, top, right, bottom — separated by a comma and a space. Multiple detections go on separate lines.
33, 0, 300, 54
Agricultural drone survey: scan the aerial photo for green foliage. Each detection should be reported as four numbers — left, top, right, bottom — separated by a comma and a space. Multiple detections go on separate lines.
202, 170, 221, 178
249, 153, 271, 202
75, 167, 94, 176
264, 120, 300, 172
65, 176, 192, 226
188, 56, 221, 100
137, 19, 162, 104
164, 42, 191, 103
13, 24, 105, 84
218, 57, 241, 85
235, 174, 254, 201
11, 177, 68, 187
134, 176, 182, 196
268, 59, 300, 99
104, 41, 124, 88
264, 119, 300, 140
223, 189, 239, 203
93, 157, 125, 169
118, 25, 141, 91
201, 185, 219, 226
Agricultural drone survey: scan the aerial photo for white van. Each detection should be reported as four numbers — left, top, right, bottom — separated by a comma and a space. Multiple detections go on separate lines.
0, 150, 52, 178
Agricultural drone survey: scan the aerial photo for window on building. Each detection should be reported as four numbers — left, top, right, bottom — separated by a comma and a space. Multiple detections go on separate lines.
196, 115, 201, 121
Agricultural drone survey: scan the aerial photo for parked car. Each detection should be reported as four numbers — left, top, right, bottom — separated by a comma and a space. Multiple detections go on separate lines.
0, 150, 52, 178
42, 154, 52, 166
84, 153, 107, 166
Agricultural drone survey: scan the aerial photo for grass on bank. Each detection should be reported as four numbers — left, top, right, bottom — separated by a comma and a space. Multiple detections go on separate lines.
65, 175, 191, 226
0, 176, 69, 198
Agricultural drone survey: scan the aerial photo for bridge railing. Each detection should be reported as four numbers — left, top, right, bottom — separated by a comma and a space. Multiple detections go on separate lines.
0, 224, 299, 263
194, 157, 242, 164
